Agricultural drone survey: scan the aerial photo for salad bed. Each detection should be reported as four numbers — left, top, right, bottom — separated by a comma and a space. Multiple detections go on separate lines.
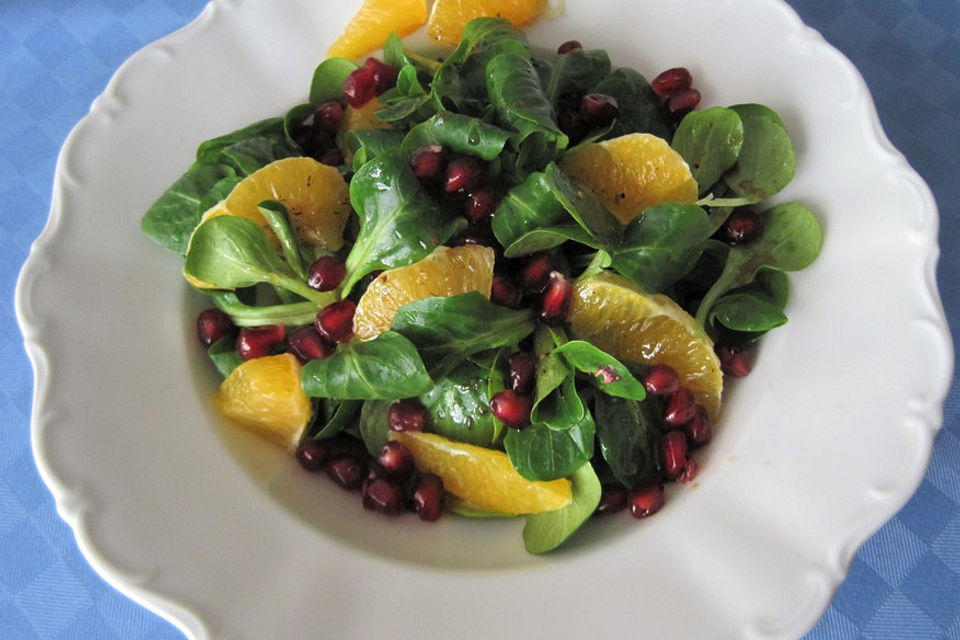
142, 17, 821, 554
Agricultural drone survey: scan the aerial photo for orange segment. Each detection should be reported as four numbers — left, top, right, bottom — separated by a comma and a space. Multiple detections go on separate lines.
391, 431, 572, 514
560, 133, 698, 224
353, 245, 495, 341
224, 157, 351, 251
567, 272, 723, 418
426, 0, 546, 46
328, 0, 429, 60
214, 354, 312, 450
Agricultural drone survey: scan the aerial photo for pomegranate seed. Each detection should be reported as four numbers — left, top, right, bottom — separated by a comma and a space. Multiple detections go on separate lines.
364, 57, 399, 95
362, 477, 407, 515
539, 272, 573, 325
595, 483, 627, 515
660, 430, 689, 480
520, 254, 553, 293
722, 209, 763, 244
410, 144, 446, 182
307, 256, 347, 291
557, 40, 583, 54
387, 400, 430, 432
651, 67, 693, 100
507, 351, 538, 395
313, 101, 344, 134
685, 405, 712, 448
413, 473, 445, 521
319, 147, 344, 166
315, 300, 355, 343
667, 88, 701, 115
465, 187, 497, 223
343, 65, 377, 107
664, 387, 697, 426
628, 483, 665, 518
287, 326, 333, 363
444, 156, 482, 194
717, 344, 752, 378
296, 439, 332, 472
376, 440, 415, 479
490, 389, 533, 429
579, 93, 620, 128
326, 455, 366, 490
236, 324, 285, 360
490, 274, 524, 309
196, 308, 234, 347
679, 457, 698, 483
556, 106, 586, 144
643, 364, 681, 396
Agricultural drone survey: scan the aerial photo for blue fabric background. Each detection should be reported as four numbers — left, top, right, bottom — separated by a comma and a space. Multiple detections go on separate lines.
2, 1, 958, 638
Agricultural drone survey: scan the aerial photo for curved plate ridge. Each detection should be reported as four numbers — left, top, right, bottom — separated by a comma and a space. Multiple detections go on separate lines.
15, 0, 951, 639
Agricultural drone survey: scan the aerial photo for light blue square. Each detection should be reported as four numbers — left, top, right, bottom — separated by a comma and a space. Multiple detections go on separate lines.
860, 518, 927, 587
862, 593, 944, 640
14, 559, 94, 639
901, 554, 960, 627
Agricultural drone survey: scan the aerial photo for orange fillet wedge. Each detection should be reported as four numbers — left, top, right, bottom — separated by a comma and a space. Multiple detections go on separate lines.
328, 0, 429, 60
426, 0, 546, 45
391, 431, 572, 514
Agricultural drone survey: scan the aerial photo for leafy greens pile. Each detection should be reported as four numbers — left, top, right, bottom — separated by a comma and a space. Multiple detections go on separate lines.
141, 18, 822, 553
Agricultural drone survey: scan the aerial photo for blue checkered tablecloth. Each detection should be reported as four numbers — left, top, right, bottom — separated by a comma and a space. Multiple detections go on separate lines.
2, 1, 959, 638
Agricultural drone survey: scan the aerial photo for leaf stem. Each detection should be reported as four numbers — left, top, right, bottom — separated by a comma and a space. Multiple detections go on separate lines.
210, 291, 321, 327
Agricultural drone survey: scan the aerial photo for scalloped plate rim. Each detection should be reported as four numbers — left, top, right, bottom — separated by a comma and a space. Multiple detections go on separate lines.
15, 0, 952, 638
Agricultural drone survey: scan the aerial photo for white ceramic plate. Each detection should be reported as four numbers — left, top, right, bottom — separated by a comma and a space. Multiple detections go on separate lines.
17, 1, 952, 638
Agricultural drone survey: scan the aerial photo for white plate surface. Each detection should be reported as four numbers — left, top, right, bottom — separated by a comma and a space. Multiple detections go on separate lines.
16, 1, 952, 638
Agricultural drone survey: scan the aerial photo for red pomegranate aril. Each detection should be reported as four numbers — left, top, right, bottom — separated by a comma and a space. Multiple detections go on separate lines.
287, 326, 333, 363
717, 344, 752, 378
197, 308, 234, 347
364, 57, 399, 95
376, 440, 415, 479
490, 275, 524, 309
490, 389, 533, 429
539, 272, 573, 325
326, 455, 367, 490
660, 430, 689, 480
315, 300, 356, 343
319, 147, 344, 166
685, 405, 712, 448
580, 93, 620, 127
595, 483, 627, 515
628, 483, 665, 519
520, 254, 553, 293
507, 351, 538, 395
362, 477, 407, 515
651, 67, 693, 100
663, 387, 697, 426
679, 457, 698, 483
722, 209, 763, 244
413, 473, 445, 521
236, 324, 285, 360
557, 40, 583, 54
465, 187, 497, 223
313, 100, 344, 134
307, 256, 347, 291
296, 439, 332, 472
667, 88, 701, 114
444, 156, 482, 193
343, 65, 377, 107
410, 144, 446, 182
643, 364, 680, 396
387, 399, 430, 432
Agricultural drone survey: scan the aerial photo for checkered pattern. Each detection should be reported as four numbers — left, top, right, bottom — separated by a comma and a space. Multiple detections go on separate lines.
1, 1, 959, 638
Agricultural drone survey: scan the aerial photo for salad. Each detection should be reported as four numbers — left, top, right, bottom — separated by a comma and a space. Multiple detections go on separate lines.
141, 15, 822, 554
